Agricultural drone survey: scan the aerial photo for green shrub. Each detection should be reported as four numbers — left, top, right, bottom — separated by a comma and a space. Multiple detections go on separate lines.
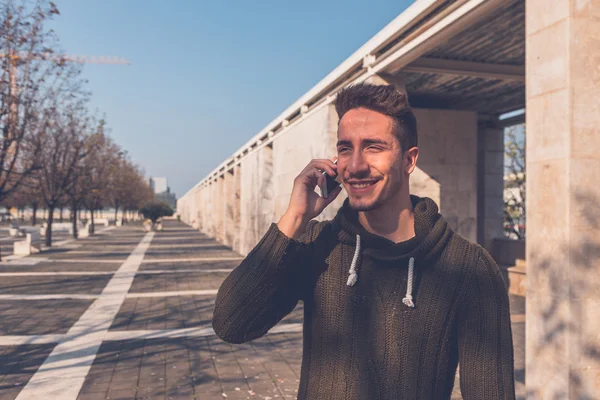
139, 202, 174, 223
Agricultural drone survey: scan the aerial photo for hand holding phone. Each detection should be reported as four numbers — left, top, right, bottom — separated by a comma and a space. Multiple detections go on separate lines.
278, 158, 341, 239
321, 159, 340, 198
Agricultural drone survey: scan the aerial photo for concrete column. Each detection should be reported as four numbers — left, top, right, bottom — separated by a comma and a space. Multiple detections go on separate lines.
199, 186, 207, 234
411, 109, 478, 242
205, 182, 214, 238
231, 165, 242, 253
223, 171, 234, 247
476, 121, 505, 252
526, 0, 600, 397
239, 145, 275, 255
216, 175, 226, 243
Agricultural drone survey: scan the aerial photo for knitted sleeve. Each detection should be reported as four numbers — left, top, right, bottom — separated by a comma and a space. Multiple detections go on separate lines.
212, 220, 320, 344
457, 248, 516, 399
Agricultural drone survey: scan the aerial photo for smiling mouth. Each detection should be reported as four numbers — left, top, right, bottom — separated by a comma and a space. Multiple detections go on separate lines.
347, 181, 378, 189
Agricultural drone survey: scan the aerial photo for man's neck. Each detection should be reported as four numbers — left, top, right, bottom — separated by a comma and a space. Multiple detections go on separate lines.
358, 191, 415, 244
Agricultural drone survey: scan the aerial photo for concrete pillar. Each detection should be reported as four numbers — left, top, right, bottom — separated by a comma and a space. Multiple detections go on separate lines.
411, 109, 478, 242
477, 121, 505, 251
223, 169, 238, 249
231, 165, 242, 253
216, 175, 225, 243
526, 0, 600, 397
240, 145, 275, 255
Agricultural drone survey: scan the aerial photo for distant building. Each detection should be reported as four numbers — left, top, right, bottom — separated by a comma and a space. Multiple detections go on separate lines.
148, 177, 177, 209
155, 187, 177, 209
149, 177, 168, 195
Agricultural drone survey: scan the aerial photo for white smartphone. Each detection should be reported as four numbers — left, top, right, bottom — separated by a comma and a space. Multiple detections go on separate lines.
321, 159, 340, 198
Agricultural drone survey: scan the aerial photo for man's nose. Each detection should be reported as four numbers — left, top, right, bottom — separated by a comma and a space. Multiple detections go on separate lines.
347, 152, 369, 175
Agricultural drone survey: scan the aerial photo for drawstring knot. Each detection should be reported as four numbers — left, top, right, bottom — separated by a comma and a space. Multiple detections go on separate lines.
347, 234, 360, 286
402, 257, 415, 308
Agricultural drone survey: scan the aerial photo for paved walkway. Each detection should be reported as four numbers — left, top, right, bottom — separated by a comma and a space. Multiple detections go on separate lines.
0, 220, 525, 399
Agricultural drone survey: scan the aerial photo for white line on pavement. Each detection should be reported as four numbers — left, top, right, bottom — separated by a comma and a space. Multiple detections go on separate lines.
16, 231, 154, 400
135, 269, 233, 274
0, 272, 114, 277
126, 290, 218, 298
43, 259, 125, 264
0, 294, 99, 300
0, 335, 65, 345
0, 323, 305, 346
141, 257, 243, 263
0, 269, 233, 277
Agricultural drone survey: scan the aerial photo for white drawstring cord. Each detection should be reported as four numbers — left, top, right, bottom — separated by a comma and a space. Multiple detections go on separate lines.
402, 257, 415, 308
347, 234, 361, 286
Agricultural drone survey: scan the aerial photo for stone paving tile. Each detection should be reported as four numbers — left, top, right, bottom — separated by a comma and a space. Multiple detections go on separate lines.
0, 275, 111, 295
138, 260, 240, 272
143, 248, 240, 260
110, 297, 303, 332
0, 299, 94, 335
128, 272, 230, 293
45, 251, 131, 261
77, 335, 305, 400
0, 344, 55, 400
0, 262, 121, 273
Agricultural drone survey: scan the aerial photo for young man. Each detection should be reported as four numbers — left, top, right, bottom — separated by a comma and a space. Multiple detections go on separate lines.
212, 83, 515, 399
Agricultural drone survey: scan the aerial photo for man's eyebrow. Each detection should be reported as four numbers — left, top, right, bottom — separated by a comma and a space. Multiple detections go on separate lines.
336, 138, 390, 147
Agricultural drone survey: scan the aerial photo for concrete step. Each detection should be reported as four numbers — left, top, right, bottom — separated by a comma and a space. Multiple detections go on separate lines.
502, 259, 526, 297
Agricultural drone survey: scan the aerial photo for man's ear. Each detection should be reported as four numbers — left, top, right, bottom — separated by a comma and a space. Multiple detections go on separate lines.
405, 147, 419, 174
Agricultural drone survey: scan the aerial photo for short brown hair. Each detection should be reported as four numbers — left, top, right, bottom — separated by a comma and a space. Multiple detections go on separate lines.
335, 82, 418, 151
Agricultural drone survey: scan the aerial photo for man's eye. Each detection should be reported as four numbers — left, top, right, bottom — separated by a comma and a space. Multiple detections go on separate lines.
338, 148, 350, 153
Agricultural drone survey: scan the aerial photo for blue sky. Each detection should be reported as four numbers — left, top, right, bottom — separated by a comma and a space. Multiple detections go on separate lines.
49, 0, 413, 196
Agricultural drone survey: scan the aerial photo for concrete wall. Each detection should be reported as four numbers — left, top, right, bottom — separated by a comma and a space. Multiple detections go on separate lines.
239, 145, 275, 255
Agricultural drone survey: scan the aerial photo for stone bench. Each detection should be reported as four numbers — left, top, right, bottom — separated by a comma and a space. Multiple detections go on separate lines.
14, 229, 42, 256
94, 218, 111, 227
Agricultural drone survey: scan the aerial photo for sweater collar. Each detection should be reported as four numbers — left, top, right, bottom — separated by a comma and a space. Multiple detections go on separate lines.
332, 195, 452, 266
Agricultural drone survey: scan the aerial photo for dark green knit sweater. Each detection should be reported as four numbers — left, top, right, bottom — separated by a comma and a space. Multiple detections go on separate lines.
212, 195, 515, 399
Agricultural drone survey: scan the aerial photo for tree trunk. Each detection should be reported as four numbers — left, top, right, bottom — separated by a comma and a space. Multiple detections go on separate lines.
114, 204, 119, 222
71, 202, 78, 239
45, 206, 54, 247
32, 203, 38, 226
59, 207, 64, 223
90, 209, 95, 234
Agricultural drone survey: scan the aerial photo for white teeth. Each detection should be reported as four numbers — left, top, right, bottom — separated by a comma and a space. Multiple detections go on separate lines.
350, 183, 373, 189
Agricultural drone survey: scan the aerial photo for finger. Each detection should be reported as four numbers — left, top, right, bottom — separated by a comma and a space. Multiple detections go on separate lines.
301, 168, 326, 184
308, 159, 337, 176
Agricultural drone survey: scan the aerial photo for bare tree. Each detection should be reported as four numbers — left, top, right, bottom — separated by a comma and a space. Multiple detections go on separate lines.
38, 103, 89, 246
81, 120, 119, 233
504, 124, 526, 239
0, 0, 67, 205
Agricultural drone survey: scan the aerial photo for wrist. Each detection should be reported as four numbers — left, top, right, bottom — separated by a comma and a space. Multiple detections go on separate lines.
277, 211, 310, 240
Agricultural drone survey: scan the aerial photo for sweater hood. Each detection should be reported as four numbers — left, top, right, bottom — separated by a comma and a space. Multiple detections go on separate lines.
331, 195, 452, 267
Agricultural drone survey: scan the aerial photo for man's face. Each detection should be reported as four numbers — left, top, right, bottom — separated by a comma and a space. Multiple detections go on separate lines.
336, 107, 405, 212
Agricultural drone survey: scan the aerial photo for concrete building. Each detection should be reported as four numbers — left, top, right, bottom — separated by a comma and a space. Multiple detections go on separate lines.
155, 188, 177, 210
149, 177, 168, 195
177, 0, 600, 396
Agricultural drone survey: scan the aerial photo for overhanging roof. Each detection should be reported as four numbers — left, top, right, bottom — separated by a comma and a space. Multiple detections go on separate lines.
182, 0, 525, 198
